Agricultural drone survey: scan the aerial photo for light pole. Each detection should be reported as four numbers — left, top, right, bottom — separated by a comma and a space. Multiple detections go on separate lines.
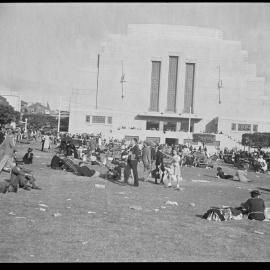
57, 96, 61, 135
218, 65, 223, 104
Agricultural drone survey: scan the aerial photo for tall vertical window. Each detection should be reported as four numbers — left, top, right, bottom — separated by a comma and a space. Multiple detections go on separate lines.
86, 115, 90, 123
184, 63, 196, 113
149, 61, 161, 111
167, 56, 179, 112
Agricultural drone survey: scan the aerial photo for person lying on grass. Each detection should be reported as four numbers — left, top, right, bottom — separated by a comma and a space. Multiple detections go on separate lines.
9, 161, 42, 192
61, 157, 100, 178
240, 190, 265, 221
216, 167, 234, 180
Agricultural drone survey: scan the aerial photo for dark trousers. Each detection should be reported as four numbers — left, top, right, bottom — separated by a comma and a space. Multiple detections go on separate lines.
124, 160, 139, 185
155, 164, 165, 183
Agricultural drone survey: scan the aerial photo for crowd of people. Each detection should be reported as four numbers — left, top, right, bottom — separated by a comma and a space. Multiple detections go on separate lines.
0, 127, 269, 221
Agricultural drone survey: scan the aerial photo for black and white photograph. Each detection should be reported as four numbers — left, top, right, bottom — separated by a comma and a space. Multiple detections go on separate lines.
0, 2, 270, 262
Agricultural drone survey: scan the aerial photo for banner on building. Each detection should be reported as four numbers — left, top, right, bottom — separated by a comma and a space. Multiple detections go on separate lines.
192, 133, 216, 144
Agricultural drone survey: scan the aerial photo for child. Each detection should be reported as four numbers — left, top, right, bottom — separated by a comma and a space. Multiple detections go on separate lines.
216, 167, 234, 179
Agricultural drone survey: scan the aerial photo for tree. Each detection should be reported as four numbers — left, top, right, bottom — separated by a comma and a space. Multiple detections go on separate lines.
22, 114, 58, 130
0, 103, 19, 126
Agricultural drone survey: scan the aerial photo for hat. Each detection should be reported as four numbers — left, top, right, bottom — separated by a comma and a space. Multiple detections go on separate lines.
250, 190, 261, 196
27, 148, 33, 152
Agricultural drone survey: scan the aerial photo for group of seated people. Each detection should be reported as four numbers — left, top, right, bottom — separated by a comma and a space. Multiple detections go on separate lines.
50, 153, 100, 178
0, 149, 41, 194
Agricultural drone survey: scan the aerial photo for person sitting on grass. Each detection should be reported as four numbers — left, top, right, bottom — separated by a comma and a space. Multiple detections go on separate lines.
241, 190, 265, 221
233, 163, 251, 183
256, 155, 268, 173
76, 162, 100, 178
9, 161, 42, 192
22, 147, 34, 164
50, 153, 63, 170
216, 167, 234, 180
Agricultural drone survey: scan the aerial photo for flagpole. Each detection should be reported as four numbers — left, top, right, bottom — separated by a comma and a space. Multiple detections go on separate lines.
96, 54, 100, 110
57, 96, 61, 134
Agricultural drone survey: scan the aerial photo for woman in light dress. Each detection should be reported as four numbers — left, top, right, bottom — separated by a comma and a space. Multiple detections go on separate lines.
167, 149, 183, 190
43, 134, 51, 152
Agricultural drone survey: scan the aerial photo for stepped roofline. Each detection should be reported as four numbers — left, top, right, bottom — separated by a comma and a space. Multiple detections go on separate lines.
127, 24, 223, 39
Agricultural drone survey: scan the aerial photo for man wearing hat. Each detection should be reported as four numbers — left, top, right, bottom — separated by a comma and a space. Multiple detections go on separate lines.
241, 190, 265, 221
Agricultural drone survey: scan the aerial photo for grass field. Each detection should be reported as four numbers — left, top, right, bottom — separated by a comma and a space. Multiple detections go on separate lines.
0, 141, 270, 262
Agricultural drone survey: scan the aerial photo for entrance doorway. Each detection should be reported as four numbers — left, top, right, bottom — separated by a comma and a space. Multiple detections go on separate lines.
165, 138, 178, 146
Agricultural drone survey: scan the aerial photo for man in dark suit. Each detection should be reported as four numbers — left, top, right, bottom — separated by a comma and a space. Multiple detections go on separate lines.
124, 138, 140, 186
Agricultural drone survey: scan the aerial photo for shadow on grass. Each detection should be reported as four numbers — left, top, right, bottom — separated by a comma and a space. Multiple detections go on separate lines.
203, 175, 218, 179
99, 174, 128, 186
257, 187, 270, 193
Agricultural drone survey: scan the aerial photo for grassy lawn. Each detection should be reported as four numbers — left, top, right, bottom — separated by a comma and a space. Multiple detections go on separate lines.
0, 141, 270, 262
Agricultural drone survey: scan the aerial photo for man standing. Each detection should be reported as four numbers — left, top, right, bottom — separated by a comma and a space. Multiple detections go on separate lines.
142, 141, 151, 181
124, 138, 140, 186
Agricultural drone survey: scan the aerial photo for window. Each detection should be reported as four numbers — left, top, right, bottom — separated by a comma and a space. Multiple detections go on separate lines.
253, 124, 258, 132
231, 123, 236, 131
167, 56, 179, 112
184, 63, 196, 113
86, 115, 90, 123
146, 121, 159, 131
238, 124, 251, 131
149, 61, 161, 112
107, 116, 112, 124
92, 116, 106, 124
164, 121, 176, 132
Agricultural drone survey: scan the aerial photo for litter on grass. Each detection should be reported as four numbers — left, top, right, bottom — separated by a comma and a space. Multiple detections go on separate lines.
39, 208, 46, 211
87, 211, 96, 214
189, 203, 196, 207
66, 198, 71, 201
160, 206, 166, 209
95, 184, 105, 189
53, 213, 62, 217
9, 212, 16, 215
254, 231, 264, 235
38, 203, 48, 208
165, 201, 179, 206
129, 205, 143, 211
191, 180, 210, 183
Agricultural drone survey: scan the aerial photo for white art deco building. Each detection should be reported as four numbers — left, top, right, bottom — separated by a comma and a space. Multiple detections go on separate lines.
69, 24, 270, 145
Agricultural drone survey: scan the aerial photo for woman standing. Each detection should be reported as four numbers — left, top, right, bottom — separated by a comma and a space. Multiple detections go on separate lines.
168, 149, 183, 190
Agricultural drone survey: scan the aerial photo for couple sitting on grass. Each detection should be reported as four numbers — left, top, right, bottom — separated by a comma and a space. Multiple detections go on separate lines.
0, 161, 41, 193
203, 190, 266, 222
216, 165, 251, 183
50, 153, 100, 178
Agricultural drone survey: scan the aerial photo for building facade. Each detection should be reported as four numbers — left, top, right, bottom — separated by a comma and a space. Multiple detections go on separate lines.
69, 24, 270, 144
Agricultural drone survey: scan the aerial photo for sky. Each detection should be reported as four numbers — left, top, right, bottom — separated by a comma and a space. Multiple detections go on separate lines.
0, 2, 270, 110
